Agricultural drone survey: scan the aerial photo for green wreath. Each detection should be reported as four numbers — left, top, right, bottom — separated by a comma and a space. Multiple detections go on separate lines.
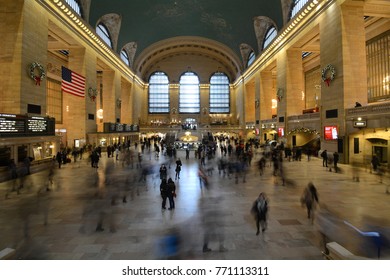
321, 64, 336, 86
29, 62, 46, 85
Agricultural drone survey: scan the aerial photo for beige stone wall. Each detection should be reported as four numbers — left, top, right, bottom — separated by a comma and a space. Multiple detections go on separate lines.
120, 78, 132, 124
340, 2, 367, 108
0, 0, 24, 113
260, 70, 274, 120
233, 82, 244, 126
244, 81, 255, 124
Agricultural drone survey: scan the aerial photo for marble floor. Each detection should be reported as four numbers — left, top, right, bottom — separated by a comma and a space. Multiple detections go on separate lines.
0, 148, 389, 260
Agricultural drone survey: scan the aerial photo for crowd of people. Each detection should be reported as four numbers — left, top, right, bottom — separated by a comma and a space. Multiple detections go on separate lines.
2, 133, 389, 260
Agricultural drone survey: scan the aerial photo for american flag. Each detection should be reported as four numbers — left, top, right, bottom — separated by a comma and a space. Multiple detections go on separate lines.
61, 66, 86, 97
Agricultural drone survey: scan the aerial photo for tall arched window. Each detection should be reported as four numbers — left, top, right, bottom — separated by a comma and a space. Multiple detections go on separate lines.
179, 72, 200, 113
262, 26, 277, 50
247, 51, 255, 67
289, 0, 310, 20
65, 0, 82, 16
210, 72, 230, 114
96, 23, 112, 48
120, 49, 130, 66
149, 72, 170, 113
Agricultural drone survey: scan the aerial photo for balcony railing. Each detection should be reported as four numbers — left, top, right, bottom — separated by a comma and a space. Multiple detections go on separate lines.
288, 112, 320, 122
346, 102, 390, 117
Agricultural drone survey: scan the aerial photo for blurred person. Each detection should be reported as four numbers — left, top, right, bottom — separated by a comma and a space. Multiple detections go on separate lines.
156, 227, 182, 259
160, 178, 169, 210
251, 192, 269, 235
301, 182, 319, 222
198, 167, 208, 189
167, 178, 176, 210
258, 156, 266, 176
160, 164, 168, 181
56, 151, 62, 168
23, 156, 31, 175
200, 196, 227, 253
351, 160, 360, 182
333, 151, 339, 173
371, 154, 379, 172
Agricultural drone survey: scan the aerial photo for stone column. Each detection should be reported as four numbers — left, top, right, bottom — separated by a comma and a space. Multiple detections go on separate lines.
260, 70, 274, 121
102, 69, 116, 123
340, 2, 367, 107
121, 78, 132, 124
63, 48, 87, 147
200, 85, 209, 125
286, 49, 305, 116
0, 0, 24, 113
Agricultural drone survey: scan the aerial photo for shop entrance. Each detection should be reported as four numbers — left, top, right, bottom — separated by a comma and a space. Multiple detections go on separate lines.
373, 146, 388, 164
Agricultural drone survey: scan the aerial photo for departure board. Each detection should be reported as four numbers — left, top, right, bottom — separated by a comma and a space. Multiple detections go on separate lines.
0, 114, 26, 133
0, 113, 55, 137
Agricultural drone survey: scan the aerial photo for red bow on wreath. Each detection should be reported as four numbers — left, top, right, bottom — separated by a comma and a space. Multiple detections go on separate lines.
34, 76, 41, 86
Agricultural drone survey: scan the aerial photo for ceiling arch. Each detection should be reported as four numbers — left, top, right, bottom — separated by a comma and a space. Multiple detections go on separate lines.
134, 36, 243, 83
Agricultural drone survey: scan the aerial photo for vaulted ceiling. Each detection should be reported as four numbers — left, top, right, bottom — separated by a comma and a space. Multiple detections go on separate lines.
89, 0, 284, 59
87, 0, 284, 80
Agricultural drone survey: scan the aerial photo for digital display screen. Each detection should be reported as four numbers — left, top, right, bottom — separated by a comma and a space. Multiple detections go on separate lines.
0, 114, 54, 137
324, 126, 338, 140
278, 128, 284, 137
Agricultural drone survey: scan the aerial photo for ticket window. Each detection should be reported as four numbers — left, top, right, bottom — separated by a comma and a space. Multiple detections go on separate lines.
0, 146, 12, 166
18, 145, 28, 163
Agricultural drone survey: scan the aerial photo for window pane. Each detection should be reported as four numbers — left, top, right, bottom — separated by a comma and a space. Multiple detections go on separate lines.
46, 78, 63, 124
263, 27, 277, 50
120, 50, 130, 66
149, 72, 170, 113
247, 51, 255, 67
367, 31, 390, 102
210, 72, 230, 114
65, 0, 81, 16
179, 72, 200, 113
96, 24, 112, 48
290, 0, 310, 19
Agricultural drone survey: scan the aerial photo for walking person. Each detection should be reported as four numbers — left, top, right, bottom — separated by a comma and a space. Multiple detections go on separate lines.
56, 151, 62, 168
160, 179, 169, 210
160, 164, 168, 181
371, 154, 380, 173
333, 151, 339, 173
321, 150, 328, 167
251, 192, 269, 235
167, 178, 176, 210
301, 182, 319, 223
175, 158, 182, 179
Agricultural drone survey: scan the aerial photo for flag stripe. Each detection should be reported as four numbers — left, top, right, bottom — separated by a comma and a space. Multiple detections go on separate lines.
61, 66, 85, 98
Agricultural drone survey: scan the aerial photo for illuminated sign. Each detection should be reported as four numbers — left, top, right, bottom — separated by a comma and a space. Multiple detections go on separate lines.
353, 120, 366, 128
324, 126, 338, 140
0, 113, 54, 137
278, 128, 284, 137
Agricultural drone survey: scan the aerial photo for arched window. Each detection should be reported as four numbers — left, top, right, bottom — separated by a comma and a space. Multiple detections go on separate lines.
120, 49, 130, 66
290, 0, 310, 20
247, 51, 255, 67
96, 23, 112, 48
262, 26, 277, 50
179, 72, 200, 113
210, 72, 230, 114
65, 0, 82, 16
148, 72, 170, 113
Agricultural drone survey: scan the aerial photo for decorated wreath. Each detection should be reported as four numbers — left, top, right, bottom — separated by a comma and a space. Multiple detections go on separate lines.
29, 62, 46, 86
321, 64, 336, 86
88, 87, 98, 102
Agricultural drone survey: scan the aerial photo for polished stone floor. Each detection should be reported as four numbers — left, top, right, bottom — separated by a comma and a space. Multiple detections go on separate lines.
0, 147, 389, 260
